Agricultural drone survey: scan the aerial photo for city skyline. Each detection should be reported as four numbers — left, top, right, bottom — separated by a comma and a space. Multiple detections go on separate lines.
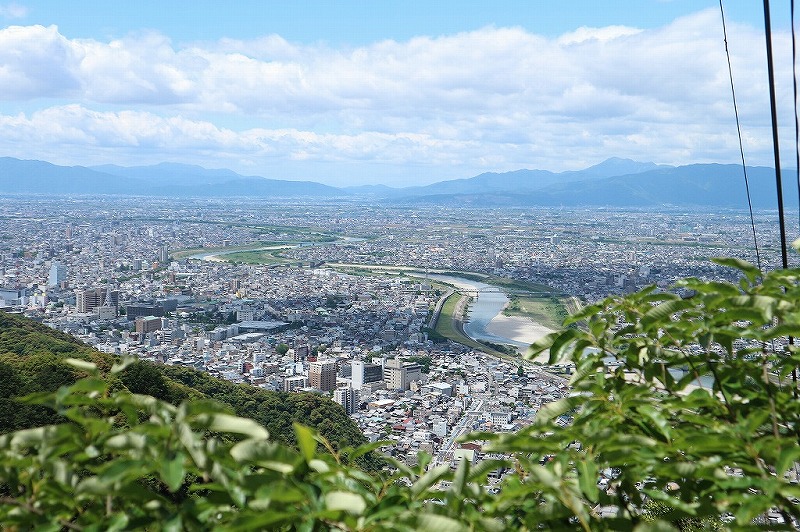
0, 1, 796, 186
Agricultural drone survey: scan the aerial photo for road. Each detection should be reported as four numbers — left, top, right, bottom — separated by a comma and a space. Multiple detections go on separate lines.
428, 288, 454, 329
433, 397, 485, 466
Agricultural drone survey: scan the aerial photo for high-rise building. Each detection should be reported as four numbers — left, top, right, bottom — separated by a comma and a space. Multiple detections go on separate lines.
383, 358, 422, 391
48, 262, 66, 288
333, 387, 360, 415
283, 375, 308, 392
309, 359, 337, 392
75, 287, 118, 314
135, 316, 162, 334
236, 308, 254, 322
159, 245, 170, 263
126, 303, 164, 321
351, 360, 384, 390
0, 287, 29, 307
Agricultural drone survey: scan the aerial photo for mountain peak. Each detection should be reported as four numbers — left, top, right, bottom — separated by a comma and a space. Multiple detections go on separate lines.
579, 157, 665, 178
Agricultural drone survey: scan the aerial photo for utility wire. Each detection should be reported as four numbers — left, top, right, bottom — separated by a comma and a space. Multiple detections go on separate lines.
791, 0, 800, 398
793, 0, 800, 232
719, 0, 763, 273
765, 0, 798, 395
764, 0, 790, 270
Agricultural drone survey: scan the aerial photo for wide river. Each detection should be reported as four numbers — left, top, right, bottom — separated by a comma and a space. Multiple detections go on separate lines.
427, 274, 522, 345
426, 273, 554, 355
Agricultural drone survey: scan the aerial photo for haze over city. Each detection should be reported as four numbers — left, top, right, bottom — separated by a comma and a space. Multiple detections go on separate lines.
0, 1, 796, 186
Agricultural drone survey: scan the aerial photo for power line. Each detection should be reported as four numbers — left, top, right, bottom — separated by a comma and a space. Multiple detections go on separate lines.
793, 0, 800, 233
764, 0, 790, 270
719, 0, 763, 273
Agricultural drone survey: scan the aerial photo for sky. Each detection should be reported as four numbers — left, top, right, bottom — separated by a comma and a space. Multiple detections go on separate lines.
0, 1, 796, 187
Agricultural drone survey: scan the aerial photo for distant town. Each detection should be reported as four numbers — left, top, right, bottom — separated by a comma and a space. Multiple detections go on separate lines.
0, 195, 788, 471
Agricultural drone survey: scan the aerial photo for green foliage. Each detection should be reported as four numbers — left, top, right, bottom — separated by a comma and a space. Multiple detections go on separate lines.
0, 312, 99, 359
159, 365, 378, 469
119, 361, 173, 401
423, 326, 447, 343
0, 360, 506, 530
479, 258, 800, 529
405, 355, 432, 373
477, 340, 518, 356
0, 312, 372, 467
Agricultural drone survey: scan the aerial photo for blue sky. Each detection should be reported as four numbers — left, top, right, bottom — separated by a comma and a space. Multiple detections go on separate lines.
0, 1, 795, 186
8, 1, 765, 45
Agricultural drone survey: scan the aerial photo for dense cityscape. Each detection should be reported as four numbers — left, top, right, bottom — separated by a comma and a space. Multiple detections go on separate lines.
0, 195, 787, 474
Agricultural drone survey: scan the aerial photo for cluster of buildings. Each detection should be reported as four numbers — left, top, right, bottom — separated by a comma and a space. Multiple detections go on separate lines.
281, 207, 781, 302
0, 196, 774, 470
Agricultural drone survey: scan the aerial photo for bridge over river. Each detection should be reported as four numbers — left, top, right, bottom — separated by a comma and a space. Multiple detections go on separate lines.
460, 286, 557, 298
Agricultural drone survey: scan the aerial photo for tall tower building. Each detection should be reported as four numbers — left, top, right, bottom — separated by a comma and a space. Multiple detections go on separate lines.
48, 262, 66, 288
135, 316, 162, 334
333, 387, 359, 415
75, 287, 118, 314
308, 359, 337, 392
351, 360, 384, 390
383, 358, 422, 391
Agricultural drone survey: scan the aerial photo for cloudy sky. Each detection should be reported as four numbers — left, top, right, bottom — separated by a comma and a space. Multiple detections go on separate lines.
0, 1, 795, 186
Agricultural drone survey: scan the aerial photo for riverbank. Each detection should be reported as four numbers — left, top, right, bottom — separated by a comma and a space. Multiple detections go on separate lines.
503, 295, 567, 331
486, 305, 554, 363
433, 292, 504, 355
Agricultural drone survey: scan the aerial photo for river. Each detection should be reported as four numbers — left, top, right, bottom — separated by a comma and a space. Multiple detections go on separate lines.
426, 273, 554, 355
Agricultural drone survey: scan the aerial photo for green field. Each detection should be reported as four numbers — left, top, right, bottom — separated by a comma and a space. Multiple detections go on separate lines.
170, 241, 288, 260
503, 295, 569, 330
484, 276, 558, 295
433, 292, 461, 337
217, 250, 290, 265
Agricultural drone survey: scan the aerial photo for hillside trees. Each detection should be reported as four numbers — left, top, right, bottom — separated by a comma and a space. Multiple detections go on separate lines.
0, 359, 500, 530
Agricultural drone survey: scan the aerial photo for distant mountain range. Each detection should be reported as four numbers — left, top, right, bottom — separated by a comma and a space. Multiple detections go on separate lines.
0, 158, 342, 197
0, 156, 794, 208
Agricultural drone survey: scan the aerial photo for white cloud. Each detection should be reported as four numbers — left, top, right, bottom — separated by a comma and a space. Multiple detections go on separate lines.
0, 10, 793, 184
558, 25, 643, 45
0, 25, 82, 99
0, 3, 27, 19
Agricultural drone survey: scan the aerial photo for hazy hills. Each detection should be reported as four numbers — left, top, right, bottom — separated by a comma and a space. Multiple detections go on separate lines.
398, 164, 789, 209
92, 162, 343, 197
0, 156, 792, 208
0, 158, 341, 198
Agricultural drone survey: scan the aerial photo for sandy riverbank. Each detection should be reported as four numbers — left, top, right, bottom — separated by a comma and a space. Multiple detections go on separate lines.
485, 308, 555, 363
